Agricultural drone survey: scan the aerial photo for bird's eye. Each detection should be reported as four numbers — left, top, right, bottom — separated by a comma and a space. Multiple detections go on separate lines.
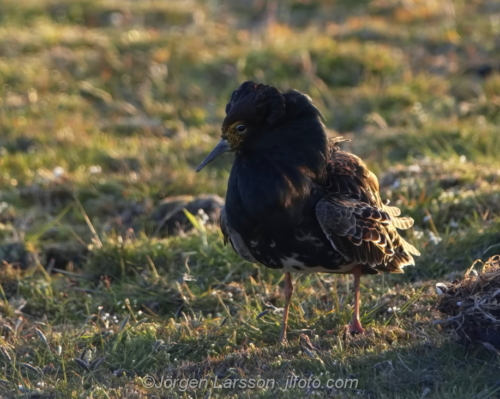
235, 125, 246, 134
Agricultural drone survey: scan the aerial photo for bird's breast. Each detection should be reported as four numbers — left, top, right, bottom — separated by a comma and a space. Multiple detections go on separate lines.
226, 156, 320, 230
223, 155, 349, 272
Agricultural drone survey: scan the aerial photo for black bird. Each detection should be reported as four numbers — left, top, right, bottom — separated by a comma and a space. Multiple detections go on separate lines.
196, 81, 420, 341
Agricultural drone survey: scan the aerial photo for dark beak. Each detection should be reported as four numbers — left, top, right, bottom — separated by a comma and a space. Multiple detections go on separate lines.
196, 139, 231, 172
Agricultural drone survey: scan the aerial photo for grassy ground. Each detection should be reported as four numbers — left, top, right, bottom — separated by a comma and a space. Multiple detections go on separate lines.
1, 0, 500, 397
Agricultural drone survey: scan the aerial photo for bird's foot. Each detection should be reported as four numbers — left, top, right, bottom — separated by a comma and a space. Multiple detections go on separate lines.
348, 319, 365, 335
279, 332, 288, 345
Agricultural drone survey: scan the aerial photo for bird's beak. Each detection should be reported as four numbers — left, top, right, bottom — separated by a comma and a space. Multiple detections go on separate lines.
196, 139, 231, 172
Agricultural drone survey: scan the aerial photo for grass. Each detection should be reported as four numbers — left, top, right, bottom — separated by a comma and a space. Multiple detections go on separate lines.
0, 0, 500, 397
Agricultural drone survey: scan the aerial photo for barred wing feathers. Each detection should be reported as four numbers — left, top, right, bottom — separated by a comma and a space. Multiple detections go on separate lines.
316, 139, 419, 273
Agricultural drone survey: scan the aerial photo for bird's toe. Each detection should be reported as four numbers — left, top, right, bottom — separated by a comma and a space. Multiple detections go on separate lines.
348, 320, 366, 335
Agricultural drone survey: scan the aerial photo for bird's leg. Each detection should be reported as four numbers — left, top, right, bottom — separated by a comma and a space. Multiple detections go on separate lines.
279, 272, 293, 343
349, 265, 365, 335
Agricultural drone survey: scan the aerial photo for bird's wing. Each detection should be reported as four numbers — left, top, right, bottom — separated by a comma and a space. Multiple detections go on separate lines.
220, 207, 257, 262
316, 143, 419, 272
220, 206, 230, 245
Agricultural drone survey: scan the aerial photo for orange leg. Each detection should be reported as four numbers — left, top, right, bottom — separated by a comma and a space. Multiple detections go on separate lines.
279, 272, 293, 343
349, 265, 365, 335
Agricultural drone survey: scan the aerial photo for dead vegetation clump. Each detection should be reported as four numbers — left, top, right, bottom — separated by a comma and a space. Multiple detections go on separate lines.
436, 255, 500, 350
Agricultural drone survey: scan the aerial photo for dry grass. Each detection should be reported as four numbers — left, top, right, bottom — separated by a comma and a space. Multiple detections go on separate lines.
436, 255, 500, 351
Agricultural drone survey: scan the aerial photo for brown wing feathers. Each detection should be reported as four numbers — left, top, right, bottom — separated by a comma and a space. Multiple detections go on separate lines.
317, 139, 420, 272
316, 195, 395, 266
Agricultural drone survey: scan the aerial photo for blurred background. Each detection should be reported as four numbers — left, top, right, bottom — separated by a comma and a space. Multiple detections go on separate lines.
1, 1, 500, 396
0, 0, 499, 280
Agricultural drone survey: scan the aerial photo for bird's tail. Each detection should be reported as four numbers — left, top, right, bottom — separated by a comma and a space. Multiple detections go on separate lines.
378, 202, 420, 273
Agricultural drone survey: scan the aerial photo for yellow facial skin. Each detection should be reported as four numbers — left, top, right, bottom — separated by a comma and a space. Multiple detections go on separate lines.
222, 121, 246, 150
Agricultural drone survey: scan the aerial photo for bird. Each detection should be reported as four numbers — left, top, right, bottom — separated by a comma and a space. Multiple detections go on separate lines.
196, 81, 420, 342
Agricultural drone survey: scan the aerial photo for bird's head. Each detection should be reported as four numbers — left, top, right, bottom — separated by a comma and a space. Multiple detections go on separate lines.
196, 81, 325, 172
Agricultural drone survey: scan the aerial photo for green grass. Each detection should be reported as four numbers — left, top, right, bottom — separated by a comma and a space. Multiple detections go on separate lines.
1, 0, 500, 397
